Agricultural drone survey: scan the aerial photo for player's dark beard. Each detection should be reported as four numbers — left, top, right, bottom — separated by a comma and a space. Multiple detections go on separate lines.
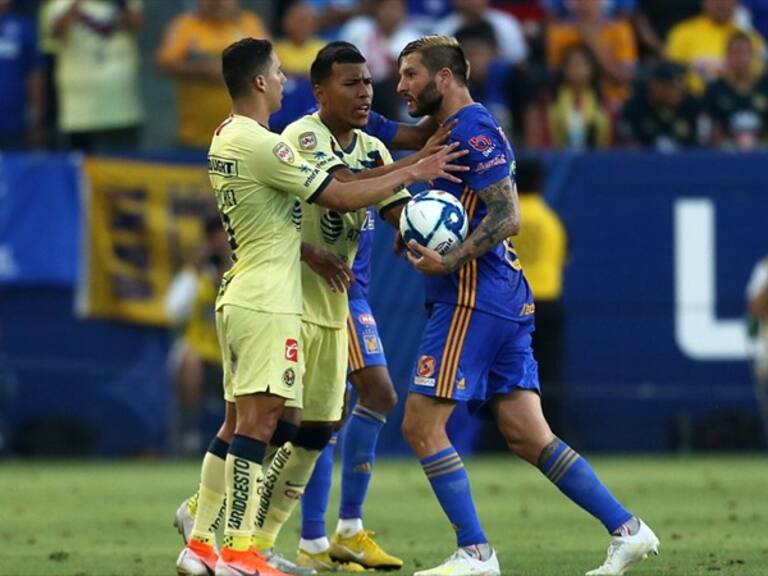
409, 78, 442, 117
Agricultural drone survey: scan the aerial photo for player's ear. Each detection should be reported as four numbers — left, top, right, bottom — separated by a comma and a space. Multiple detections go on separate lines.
312, 82, 325, 104
253, 73, 267, 94
437, 67, 452, 90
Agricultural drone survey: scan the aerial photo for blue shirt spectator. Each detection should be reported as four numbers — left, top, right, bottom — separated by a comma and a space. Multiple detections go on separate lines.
0, 0, 44, 147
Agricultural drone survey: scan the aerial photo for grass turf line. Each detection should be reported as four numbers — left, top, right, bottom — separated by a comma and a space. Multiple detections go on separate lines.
0, 456, 766, 575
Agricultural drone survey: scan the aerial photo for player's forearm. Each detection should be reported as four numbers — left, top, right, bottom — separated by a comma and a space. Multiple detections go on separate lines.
390, 116, 439, 150
51, 0, 82, 38
319, 168, 416, 212
443, 179, 520, 272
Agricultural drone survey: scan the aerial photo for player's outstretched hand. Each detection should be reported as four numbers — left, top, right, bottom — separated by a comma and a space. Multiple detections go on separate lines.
406, 240, 452, 276
411, 141, 469, 184
303, 245, 355, 292
418, 119, 459, 159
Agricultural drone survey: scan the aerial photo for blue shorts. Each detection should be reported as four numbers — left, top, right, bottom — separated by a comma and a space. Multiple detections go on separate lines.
410, 304, 540, 410
347, 298, 387, 374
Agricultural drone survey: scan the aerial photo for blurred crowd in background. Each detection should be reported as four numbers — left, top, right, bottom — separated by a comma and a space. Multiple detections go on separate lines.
3, 0, 768, 154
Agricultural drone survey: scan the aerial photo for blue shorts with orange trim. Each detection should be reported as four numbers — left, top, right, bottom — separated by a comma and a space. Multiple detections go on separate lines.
410, 303, 540, 411
346, 298, 387, 374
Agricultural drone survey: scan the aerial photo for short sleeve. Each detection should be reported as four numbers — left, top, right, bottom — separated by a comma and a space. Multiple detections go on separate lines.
257, 136, 334, 203
364, 110, 399, 147
612, 21, 637, 65
283, 121, 348, 174
459, 125, 515, 192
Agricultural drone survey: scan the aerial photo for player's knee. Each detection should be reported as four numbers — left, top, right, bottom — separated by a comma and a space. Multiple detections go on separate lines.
293, 425, 334, 451
269, 419, 299, 447
359, 386, 398, 414
401, 413, 429, 448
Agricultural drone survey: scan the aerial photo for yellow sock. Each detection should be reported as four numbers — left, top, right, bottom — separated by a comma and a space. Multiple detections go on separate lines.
222, 435, 266, 552
190, 441, 228, 545
252, 442, 319, 549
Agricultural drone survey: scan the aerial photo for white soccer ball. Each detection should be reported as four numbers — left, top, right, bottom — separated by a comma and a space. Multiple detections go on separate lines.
399, 190, 469, 255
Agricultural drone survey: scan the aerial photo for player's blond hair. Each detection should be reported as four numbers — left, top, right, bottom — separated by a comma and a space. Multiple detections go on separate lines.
398, 35, 469, 85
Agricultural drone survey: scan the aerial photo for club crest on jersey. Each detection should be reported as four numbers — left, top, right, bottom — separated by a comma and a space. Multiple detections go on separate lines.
358, 313, 375, 326
284, 338, 299, 363
282, 367, 296, 387
364, 334, 380, 354
417, 355, 436, 378
298, 131, 317, 150
273, 142, 295, 164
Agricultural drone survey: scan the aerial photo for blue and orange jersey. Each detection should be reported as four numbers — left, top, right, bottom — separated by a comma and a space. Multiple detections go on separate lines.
349, 208, 375, 300
427, 103, 534, 320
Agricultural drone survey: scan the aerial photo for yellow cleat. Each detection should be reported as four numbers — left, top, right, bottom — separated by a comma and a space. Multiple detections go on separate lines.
330, 530, 403, 570
296, 548, 366, 573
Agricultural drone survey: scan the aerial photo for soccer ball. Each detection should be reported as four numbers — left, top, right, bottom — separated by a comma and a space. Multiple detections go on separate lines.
399, 190, 469, 255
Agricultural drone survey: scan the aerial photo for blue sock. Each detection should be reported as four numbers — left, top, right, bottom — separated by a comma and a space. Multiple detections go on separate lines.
339, 405, 386, 519
539, 440, 633, 533
301, 433, 337, 540
421, 447, 487, 547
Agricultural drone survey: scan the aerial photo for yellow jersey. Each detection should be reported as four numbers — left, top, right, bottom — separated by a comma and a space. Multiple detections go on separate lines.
208, 114, 334, 315
666, 15, 766, 95
514, 195, 567, 301
282, 113, 410, 328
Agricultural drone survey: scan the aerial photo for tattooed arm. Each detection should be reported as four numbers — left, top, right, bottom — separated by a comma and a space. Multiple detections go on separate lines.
406, 176, 520, 276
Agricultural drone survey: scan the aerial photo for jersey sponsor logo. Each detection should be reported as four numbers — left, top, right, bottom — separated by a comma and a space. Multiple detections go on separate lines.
519, 303, 535, 316
469, 134, 495, 155
303, 166, 323, 188
457, 377, 466, 390
414, 375, 436, 387
417, 355, 436, 378
282, 367, 296, 387
361, 208, 375, 231
298, 131, 317, 150
358, 313, 376, 326
285, 338, 299, 362
364, 334, 381, 354
273, 142, 295, 164
476, 155, 507, 173
321, 210, 344, 244
208, 155, 238, 177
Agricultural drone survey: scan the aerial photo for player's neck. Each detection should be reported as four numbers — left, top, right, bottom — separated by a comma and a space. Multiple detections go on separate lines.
231, 98, 271, 129
318, 109, 355, 150
436, 89, 475, 124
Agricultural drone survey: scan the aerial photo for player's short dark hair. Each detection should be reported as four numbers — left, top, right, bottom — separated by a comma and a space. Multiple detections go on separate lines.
222, 37, 274, 99
310, 41, 366, 85
398, 35, 469, 86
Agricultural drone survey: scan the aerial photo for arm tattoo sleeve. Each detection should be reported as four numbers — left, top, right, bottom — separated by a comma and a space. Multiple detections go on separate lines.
446, 176, 519, 271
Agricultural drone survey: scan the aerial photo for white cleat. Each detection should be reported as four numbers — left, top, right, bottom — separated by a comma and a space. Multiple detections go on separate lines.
262, 548, 317, 575
174, 498, 194, 544
414, 548, 500, 576
585, 519, 660, 575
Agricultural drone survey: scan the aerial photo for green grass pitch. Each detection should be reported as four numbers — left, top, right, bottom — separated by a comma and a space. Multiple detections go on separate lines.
0, 455, 766, 575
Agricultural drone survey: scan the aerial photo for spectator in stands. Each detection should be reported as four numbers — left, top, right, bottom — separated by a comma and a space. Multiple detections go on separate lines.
547, 44, 612, 149
454, 20, 534, 144
702, 31, 768, 149
666, 0, 765, 96
543, 0, 637, 18
298, 0, 373, 39
513, 158, 568, 437
156, 0, 269, 150
545, 0, 638, 109
339, 0, 419, 119
406, 0, 453, 33
746, 253, 768, 445
40, 0, 144, 152
618, 59, 701, 150
436, 0, 528, 64
271, 2, 324, 132
165, 216, 229, 455
0, 0, 45, 149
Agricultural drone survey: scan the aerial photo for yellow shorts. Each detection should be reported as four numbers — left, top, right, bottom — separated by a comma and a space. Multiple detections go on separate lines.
285, 320, 347, 422
216, 305, 303, 404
